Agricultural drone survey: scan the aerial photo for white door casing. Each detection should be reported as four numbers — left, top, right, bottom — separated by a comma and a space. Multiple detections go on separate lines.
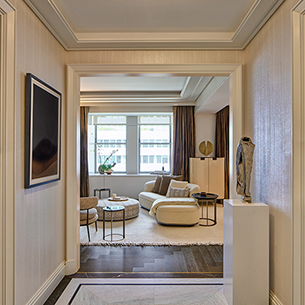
292, 1, 305, 304
0, 1, 15, 305
66, 63, 243, 272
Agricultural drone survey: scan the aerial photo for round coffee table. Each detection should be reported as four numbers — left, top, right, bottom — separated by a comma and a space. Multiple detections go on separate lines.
96, 197, 139, 221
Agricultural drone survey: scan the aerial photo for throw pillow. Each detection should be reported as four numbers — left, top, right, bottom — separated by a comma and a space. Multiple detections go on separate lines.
165, 179, 188, 197
152, 175, 163, 193
166, 187, 190, 198
158, 175, 182, 195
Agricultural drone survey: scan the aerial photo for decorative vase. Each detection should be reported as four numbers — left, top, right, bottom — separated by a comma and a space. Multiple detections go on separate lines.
105, 169, 113, 175
98, 165, 105, 174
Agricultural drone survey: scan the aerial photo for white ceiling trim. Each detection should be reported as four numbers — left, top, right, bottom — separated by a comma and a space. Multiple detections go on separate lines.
24, 0, 284, 50
80, 76, 212, 105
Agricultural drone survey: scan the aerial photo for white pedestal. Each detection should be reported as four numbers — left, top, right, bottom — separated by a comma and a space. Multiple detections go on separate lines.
223, 199, 269, 305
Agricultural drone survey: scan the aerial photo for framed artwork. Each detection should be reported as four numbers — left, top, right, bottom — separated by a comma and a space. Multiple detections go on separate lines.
25, 73, 61, 188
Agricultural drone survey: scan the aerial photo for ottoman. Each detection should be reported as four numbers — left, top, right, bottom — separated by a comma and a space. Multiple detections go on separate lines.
96, 197, 140, 221
156, 205, 200, 226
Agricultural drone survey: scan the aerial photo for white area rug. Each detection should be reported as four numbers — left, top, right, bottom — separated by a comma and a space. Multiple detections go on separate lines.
55, 278, 228, 305
80, 205, 223, 246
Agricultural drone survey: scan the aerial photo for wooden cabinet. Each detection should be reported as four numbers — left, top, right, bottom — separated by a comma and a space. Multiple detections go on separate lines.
189, 157, 225, 199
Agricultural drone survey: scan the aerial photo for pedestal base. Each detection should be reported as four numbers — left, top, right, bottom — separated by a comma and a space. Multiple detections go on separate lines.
223, 199, 269, 305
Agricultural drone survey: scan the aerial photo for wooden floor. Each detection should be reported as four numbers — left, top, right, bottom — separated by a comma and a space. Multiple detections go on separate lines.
79, 245, 223, 277
44, 245, 223, 304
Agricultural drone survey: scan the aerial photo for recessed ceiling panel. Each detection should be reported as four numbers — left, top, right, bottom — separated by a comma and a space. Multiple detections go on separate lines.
54, 0, 252, 33
80, 76, 187, 92
80, 75, 212, 105
24, 0, 284, 49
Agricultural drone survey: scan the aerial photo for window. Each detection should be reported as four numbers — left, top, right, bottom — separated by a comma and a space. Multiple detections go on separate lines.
139, 115, 172, 173
88, 114, 172, 174
88, 115, 126, 173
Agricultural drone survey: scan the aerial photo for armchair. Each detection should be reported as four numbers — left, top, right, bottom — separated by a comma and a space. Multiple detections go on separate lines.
80, 196, 98, 242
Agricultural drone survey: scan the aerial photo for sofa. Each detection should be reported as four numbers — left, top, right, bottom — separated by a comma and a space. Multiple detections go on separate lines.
139, 177, 200, 226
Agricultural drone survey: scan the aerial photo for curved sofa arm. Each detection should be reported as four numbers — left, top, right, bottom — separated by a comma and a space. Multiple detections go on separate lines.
144, 180, 156, 192
187, 183, 200, 197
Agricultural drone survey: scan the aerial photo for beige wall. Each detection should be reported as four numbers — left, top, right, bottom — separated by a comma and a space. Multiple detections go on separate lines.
243, 0, 298, 303
11, 0, 67, 304
67, 50, 242, 65
195, 113, 216, 157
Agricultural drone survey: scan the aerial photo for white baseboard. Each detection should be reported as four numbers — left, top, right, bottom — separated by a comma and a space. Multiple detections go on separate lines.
269, 290, 283, 305
26, 261, 66, 305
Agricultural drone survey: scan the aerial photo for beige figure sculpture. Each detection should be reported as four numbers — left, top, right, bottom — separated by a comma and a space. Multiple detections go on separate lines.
236, 136, 255, 203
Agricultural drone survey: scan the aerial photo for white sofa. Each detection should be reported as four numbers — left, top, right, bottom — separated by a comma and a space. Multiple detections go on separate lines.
139, 180, 200, 226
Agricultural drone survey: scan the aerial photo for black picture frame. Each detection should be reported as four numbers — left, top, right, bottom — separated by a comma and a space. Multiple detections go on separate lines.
25, 73, 61, 188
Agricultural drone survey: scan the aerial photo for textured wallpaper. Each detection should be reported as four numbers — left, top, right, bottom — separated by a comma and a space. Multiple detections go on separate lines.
12, 0, 67, 304
243, 0, 297, 303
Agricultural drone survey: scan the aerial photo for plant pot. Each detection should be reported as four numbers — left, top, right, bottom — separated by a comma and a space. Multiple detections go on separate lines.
105, 169, 113, 175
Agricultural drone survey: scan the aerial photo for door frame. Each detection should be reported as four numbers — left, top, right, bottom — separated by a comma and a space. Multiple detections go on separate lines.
292, 1, 305, 304
65, 63, 243, 272
0, 1, 15, 305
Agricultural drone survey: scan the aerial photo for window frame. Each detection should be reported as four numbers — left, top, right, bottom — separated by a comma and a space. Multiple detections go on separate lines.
138, 116, 172, 174
88, 114, 172, 174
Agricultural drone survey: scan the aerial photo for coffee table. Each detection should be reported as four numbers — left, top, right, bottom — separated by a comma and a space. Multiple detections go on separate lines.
103, 206, 125, 241
96, 197, 139, 221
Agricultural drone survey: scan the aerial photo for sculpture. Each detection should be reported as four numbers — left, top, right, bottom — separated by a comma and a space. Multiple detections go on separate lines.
199, 140, 214, 156
236, 136, 255, 203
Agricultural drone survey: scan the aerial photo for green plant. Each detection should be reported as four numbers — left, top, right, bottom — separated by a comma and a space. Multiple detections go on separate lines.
98, 149, 118, 174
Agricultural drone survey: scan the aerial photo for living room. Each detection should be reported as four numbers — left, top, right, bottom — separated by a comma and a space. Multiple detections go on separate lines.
79, 75, 230, 246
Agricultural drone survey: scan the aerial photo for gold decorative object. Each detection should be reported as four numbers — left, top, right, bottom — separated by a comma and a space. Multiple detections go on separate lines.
199, 141, 214, 156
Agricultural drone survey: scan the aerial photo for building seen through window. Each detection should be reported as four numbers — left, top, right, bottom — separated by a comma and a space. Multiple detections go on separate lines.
88, 114, 172, 174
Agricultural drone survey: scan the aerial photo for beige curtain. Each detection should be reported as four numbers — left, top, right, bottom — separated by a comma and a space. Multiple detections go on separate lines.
215, 105, 229, 199
172, 106, 195, 181
80, 106, 89, 197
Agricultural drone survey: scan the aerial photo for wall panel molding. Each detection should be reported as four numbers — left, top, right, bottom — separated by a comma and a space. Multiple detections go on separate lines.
26, 262, 66, 305
0, 2, 15, 305
292, 1, 305, 304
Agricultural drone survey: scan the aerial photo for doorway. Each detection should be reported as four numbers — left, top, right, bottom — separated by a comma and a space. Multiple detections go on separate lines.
66, 63, 243, 273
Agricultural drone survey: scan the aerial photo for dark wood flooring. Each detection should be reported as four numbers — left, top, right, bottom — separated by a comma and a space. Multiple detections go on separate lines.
44, 245, 223, 304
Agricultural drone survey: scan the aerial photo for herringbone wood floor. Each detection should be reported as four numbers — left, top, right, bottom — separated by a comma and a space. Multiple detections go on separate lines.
44, 245, 223, 304
79, 245, 223, 276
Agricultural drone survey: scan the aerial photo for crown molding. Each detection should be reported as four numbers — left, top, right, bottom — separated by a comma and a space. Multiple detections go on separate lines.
24, 0, 284, 50
80, 76, 212, 104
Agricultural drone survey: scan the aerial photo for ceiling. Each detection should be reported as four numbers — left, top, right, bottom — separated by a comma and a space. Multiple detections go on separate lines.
24, 0, 282, 112
80, 75, 229, 113
24, 0, 284, 50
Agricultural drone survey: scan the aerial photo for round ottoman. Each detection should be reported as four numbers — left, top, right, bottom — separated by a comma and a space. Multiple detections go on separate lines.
156, 205, 199, 226
96, 197, 140, 221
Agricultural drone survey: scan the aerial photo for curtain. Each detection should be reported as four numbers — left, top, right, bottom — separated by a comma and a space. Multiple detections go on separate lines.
172, 106, 195, 181
215, 105, 229, 199
80, 106, 89, 197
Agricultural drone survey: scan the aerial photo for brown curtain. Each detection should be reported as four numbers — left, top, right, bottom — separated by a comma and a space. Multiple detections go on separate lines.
172, 106, 195, 181
80, 106, 89, 197
215, 105, 229, 199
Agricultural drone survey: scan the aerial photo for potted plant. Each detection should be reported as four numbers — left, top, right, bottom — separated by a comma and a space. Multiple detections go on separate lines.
98, 149, 118, 175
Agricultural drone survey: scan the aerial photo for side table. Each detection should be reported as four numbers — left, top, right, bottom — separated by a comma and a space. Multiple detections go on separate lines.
94, 188, 111, 199
103, 206, 125, 241
192, 193, 218, 226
